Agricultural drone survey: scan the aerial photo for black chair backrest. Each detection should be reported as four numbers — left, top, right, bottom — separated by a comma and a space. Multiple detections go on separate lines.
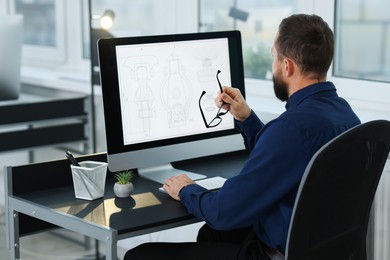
285, 120, 390, 260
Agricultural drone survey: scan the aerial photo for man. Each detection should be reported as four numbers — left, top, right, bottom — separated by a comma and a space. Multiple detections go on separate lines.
125, 14, 360, 260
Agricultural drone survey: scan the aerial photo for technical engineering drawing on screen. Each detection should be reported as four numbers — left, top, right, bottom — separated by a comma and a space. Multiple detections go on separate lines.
116, 38, 234, 145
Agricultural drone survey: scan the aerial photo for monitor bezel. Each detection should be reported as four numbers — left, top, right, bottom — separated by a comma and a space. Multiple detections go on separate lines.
98, 30, 245, 157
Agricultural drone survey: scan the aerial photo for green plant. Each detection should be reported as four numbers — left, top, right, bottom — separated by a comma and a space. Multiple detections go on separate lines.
243, 43, 273, 79
114, 170, 135, 184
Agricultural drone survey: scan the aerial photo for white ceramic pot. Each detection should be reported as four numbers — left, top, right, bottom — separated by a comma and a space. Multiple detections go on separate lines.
113, 182, 134, 198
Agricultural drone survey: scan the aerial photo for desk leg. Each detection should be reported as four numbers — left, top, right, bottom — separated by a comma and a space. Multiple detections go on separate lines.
8, 210, 21, 259
105, 234, 117, 260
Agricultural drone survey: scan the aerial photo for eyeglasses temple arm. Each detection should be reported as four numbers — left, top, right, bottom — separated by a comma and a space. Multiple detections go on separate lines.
216, 70, 223, 93
198, 91, 211, 128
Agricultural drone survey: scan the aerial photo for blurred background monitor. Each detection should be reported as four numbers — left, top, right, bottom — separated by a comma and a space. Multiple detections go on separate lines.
0, 15, 23, 101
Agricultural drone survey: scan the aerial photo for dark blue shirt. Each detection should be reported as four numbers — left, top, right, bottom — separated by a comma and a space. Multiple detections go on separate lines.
180, 82, 360, 253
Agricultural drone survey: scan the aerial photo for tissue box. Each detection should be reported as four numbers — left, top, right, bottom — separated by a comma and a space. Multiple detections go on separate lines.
71, 161, 108, 200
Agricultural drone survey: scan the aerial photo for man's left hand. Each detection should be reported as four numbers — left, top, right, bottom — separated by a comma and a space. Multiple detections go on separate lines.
163, 174, 195, 201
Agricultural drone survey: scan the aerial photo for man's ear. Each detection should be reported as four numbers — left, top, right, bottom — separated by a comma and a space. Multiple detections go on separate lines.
283, 58, 295, 77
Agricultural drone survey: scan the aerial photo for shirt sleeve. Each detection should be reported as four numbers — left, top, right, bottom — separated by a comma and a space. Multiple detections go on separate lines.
180, 117, 311, 230
236, 110, 265, 151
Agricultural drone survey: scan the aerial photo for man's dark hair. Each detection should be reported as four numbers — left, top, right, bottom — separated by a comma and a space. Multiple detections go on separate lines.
275, 14, 334, 79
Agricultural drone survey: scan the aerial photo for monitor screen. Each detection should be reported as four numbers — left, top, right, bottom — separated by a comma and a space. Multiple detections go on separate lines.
98, 31, 245, 183
0, 15, 23, 101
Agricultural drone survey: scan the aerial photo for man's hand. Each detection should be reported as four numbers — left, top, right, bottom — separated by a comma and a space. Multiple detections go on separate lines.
163, 174, 195, 201
216, 86, 251, 122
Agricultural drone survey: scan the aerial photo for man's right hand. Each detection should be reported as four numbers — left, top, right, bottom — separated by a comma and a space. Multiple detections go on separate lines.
216, 86, 252, 122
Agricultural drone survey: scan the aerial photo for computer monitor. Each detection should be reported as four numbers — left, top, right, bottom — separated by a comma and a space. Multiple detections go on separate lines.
98, 30, 245, 184
0, 15, 23, 101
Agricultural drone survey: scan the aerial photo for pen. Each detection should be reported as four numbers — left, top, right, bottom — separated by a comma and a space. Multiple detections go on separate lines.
65, 150, 80, 166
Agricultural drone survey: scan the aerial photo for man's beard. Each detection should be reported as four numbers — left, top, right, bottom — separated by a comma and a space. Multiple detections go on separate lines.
273, 74, 289, 102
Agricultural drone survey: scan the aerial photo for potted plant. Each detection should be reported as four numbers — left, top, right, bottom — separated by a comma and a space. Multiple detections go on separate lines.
113, 170, 135, 197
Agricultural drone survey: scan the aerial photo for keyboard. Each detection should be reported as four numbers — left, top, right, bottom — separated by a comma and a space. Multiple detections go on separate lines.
195, 176, 227, 190
158, 176, 227, 193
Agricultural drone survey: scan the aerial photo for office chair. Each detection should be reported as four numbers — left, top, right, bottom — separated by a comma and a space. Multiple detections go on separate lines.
284, 120, 390, 260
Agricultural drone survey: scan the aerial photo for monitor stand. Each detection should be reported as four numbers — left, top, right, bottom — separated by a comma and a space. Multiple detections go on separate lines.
137, 163, 206, 184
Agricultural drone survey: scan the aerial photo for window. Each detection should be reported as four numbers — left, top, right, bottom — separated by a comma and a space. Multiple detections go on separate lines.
9, 0, 66, 63
88, 0, 197, 55
88, 0, 197, 86
15, 0, 55, 46
4, 0, 90, 93
3, 0, 388, 106
91, 0, 162, 38
199, 0, 299, 80
334, 0, 390, 83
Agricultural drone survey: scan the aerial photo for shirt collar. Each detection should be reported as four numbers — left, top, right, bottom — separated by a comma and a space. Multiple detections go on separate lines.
285, 81, 337, 110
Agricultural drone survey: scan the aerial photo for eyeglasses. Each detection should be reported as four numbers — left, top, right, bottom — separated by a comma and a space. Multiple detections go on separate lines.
198, 70, 230, 128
